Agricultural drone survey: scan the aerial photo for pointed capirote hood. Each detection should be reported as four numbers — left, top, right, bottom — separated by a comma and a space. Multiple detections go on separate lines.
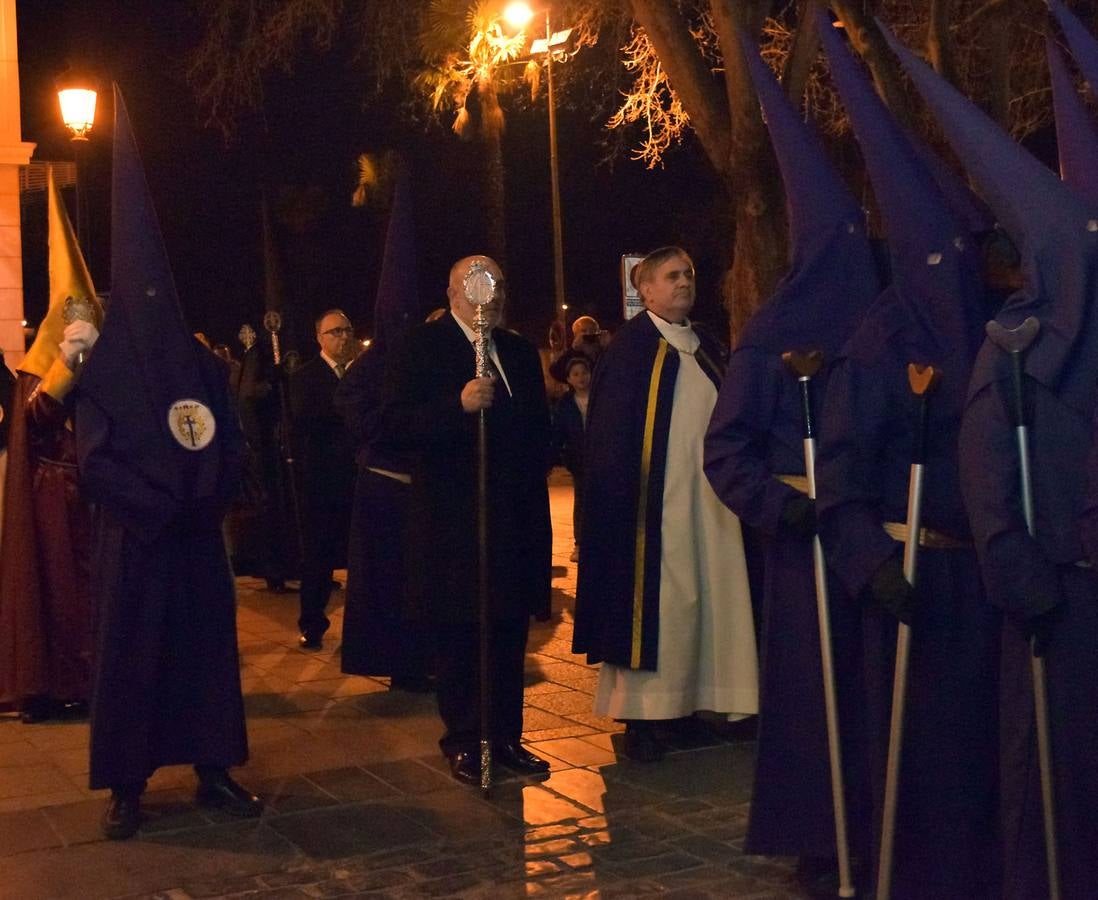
735, 30, 879, 356
21, 167, 101, 381
1046, 32, 1098, 206
372, 163, 422, 347
908, 134, 994, 236
78, 84, 225, 501
1050, 0, 1098, 91
879, 20, 1098, 410
818, 9, 985, 365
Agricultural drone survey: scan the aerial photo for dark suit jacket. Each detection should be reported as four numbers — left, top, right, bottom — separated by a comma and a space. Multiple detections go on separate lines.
290, 356, 356, 501
379, 313, 552, 623
289, 355, 355, 561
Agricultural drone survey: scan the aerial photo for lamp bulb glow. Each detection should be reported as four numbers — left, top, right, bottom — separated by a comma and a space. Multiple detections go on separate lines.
503, 1, 536, 29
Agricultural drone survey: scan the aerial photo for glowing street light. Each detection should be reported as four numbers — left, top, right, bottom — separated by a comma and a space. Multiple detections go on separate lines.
57, 86, 97, 141
55, 68, 98, 252
503, 1, 535, 29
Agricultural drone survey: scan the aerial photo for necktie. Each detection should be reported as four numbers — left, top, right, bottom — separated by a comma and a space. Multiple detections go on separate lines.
334, 362, 346, 379
482, 348, 511, 401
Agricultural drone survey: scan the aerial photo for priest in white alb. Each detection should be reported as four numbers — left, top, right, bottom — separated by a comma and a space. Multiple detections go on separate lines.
572, 246, 758, 761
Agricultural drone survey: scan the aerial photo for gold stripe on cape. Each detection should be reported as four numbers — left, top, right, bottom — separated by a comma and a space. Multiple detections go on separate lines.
631, 338, 669, 668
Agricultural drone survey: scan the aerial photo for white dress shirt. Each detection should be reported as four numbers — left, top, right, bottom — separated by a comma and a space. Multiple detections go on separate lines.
451, 311, 512, 396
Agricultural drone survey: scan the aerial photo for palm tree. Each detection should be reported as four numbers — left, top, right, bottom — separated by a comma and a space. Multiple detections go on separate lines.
418, 0, 529, 265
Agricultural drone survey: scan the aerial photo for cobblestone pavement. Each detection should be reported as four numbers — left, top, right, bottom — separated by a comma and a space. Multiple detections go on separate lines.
0, 477, 810, 900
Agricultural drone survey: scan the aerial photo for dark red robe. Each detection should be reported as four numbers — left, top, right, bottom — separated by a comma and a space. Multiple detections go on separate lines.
0, 372, 96, 711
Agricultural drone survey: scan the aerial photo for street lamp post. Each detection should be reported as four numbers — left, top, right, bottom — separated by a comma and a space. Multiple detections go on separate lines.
56, 71, 97, 255
542, 10, 567, 345
504, 2, 569, 344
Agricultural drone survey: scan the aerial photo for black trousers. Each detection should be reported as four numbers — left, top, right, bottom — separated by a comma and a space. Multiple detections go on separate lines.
297, 496, 351, 637
571, 469, 585, 545
436, 617, 529, 756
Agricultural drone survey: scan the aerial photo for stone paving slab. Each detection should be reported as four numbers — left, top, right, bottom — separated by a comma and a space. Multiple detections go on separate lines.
0, 478, 811, 900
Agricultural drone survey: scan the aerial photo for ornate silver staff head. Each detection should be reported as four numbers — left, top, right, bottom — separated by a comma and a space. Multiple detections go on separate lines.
262, 311, 284, 364
262, 310, 282, 335
62, 294, 97, 365
464, 259, 498, 379
62, 294, 96, 327
238, 323, 257, 351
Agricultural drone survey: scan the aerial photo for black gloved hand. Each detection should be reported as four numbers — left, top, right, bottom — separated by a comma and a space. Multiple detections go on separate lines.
779, 494, 816, 539
867, 552, 918, 626
1021, 604, 1062, 658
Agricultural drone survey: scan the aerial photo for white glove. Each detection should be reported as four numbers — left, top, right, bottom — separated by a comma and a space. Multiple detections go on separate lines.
59, 320, 100, 369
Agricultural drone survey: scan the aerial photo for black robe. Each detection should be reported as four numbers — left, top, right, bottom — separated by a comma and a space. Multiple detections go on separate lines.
963, 377, 1098, 900
817, 297, 1000, 899
334, 342, 430, 677
572, 312, 724, 670
78, 350, 248, 789
230, 342, 299, 582
704, 347, 868, 859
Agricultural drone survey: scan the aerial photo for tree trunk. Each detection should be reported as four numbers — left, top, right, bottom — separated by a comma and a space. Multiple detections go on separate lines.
629, 0, 733, 177
984, 4, 1013, 128
829, 0, 913, 123
783, 0, 822, 106
710, 0, 788, 344
927, 0, 959, 87
477, 80, 508, 269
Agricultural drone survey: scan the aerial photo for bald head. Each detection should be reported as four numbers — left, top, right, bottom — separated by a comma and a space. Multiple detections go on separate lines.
447, 255, 505, 329
572, 316, 600, 340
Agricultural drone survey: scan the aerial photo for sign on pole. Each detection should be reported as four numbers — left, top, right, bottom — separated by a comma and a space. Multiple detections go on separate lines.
621, 254, 645, 321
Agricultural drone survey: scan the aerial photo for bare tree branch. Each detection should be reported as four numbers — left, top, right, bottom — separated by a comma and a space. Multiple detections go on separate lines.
629, 0, 733, 176
983, 0, 1014, 127
782, 0, 822, 106
957, 0, 1011, 32
830, 0, 914, 124
927, 0, 960, 86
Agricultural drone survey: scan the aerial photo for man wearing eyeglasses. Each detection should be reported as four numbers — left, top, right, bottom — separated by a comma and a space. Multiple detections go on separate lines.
290, 309, 358, 648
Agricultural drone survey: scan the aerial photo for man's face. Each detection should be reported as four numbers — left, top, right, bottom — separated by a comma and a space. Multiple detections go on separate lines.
448, 257, 506, 330
641, 254, 695, 323
572, 317, 598, 342
316, 312, 354, 363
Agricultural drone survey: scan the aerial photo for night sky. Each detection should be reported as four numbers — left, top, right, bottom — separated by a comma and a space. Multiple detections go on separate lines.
16, 1, 733, 356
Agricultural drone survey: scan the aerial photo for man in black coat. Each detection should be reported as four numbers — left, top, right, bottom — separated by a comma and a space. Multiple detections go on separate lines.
379, 255, 553, 785
289, 309, 357, 648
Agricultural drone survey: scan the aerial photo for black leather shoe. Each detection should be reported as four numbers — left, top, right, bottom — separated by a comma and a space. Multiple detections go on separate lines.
195, 771, 262, 817
448, 751, 481, 786
623, 721, 665, 762
495, 742, 550, 774
19, 696, 59, 724
390, 674, 435, 694
298, 632, 323, 651
102, 792, 142, 840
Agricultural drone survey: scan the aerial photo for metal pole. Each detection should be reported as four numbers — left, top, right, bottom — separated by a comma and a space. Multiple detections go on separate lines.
465, 261, 497, 795
73, 138, 89, 260
992, 322, 1058, 900
478, 404, 492, 794
877, 363, 940, 900
545, 11, 567, 343
263, 311, 306, 569
987, 317, 1059, 900
783, 351, 855, 898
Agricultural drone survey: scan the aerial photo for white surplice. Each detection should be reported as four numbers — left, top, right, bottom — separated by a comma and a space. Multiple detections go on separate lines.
594, 312, 759, 720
